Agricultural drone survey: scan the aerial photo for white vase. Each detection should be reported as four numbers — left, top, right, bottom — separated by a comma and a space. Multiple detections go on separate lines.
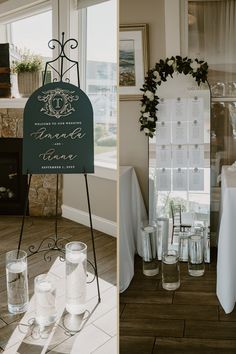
17, 71, 41, 97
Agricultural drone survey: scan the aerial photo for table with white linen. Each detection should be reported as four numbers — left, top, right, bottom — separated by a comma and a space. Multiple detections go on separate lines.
217, 165, 236, 313
119, 166, 147, 292
3, 258, 117, 354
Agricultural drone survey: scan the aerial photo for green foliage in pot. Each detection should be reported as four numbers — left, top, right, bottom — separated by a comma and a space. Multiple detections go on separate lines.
12, 52, 42, 73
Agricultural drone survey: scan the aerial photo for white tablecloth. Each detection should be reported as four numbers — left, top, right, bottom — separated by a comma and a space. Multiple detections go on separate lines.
119, 166, 147, 292
217, 166, 236, 313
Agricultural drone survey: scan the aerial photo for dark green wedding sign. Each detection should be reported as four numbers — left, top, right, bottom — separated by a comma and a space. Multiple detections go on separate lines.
23, 82, 94, 174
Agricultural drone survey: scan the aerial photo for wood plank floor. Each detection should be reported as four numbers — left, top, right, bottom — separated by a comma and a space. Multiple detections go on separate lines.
0, 216, 116, 352
120, 250, 236, 354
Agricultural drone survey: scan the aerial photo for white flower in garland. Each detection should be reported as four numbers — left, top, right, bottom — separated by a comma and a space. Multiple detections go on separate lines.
140, 56, 208, 138
140, 105, 146, 113
144, 90, 155, 101
144, 128, 150, 134
153, 70, 161, 82
190, 61, 201, 72
143, 112, 150, 119
167, 59, 174, 66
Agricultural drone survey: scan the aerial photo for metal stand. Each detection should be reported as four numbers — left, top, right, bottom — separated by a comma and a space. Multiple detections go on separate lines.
17, 33, 101, 335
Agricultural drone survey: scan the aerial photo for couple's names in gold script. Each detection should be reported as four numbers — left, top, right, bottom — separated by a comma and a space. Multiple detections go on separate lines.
30, 124, 86, 162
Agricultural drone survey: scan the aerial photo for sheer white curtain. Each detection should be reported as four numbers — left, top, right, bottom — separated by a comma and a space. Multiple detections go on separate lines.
189, 0, 236, 83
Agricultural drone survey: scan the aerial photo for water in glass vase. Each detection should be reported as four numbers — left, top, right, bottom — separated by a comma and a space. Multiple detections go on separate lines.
162, 252, 180, 291
66, 242, 87, 315
35, 275, 57, 327
188, 261, 205, 276
6, 262, 28, 314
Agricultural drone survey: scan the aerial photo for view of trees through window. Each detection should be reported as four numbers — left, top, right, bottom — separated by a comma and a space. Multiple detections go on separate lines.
85, 0, 117, 166
7, 2, 117, 167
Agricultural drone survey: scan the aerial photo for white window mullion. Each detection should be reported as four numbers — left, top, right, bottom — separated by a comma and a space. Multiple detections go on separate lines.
78, 8, 87, 90
0, 24, 7, 42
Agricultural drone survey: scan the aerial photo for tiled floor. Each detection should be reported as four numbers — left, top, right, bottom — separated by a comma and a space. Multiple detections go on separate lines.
0, 216, 117, 354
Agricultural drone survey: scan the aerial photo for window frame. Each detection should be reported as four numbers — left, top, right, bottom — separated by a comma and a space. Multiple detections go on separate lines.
78, 1, 117, 176
0, 0, 117, 180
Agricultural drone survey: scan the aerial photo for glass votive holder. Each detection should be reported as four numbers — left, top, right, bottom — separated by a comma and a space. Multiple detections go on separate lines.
188, 235, 205, 277
6, 249, 29, 314
141, 224, 159, 276
34, 274, 57, 327
162, 249, 180, 291
179, 231, 189, 262
156, 217, 169, 259
65, 241, 87, 315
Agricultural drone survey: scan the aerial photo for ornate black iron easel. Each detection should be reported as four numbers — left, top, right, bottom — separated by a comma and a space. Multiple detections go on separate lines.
17, 33, 101, 333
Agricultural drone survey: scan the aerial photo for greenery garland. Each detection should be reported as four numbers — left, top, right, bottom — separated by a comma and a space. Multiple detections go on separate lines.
139, 56, 208, 138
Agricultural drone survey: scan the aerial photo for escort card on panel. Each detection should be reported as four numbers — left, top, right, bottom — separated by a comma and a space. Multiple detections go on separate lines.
157, 98, 171, 122
172, 121, 188, 144
172, 145, 188, 168
188, 97, 204, 121
189, 168, 204, 191
156, 168, 171, 191
156, 145, 172, 168
188, 120, 204, 144
173, 168, 187, 191
172, 98, 187, 121
188, 144, 205, 168
156, 122, 171, 145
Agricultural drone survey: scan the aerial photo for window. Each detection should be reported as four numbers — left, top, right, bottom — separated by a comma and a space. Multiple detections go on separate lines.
6, 10, 52, 97
10, 11, 52, 59
79, 0, 117, 168
185, 0, 236, 234
187, 0, 236, 93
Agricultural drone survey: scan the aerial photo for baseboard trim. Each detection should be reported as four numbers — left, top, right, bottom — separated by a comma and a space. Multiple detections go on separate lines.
62, 205, 117, 237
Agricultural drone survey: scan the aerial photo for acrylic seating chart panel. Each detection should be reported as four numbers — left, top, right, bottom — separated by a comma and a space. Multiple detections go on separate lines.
149, 73, 211, 261
3, 257, 117, 354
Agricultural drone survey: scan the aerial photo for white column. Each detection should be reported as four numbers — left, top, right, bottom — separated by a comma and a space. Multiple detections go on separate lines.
51, 0, 79, 83
164, 0, 181, 57
0, 25, 7, 42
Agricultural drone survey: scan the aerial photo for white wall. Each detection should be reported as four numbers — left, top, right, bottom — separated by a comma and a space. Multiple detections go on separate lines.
62, 173, 117, 236
119, 0, 167, 207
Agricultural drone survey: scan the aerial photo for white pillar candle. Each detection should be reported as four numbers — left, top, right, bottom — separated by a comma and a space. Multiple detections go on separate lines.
34, 275, 57, 326
65, 242, 87, 315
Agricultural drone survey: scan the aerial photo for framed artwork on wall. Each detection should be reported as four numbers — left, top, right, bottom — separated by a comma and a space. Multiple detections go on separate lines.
119, 23, 149, 101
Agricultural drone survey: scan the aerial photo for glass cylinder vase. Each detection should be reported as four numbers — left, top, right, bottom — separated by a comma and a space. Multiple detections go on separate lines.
188, 235, 205, 276
65, 241, 87, 315
34, 274, 57, 327
141, 225, 159, 276
179, 231, 189, 262
162, 249, 180, 291
6, 249, 29, 314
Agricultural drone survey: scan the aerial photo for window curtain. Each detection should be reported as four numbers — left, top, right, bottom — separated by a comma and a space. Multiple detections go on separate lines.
188, 0, 236, 78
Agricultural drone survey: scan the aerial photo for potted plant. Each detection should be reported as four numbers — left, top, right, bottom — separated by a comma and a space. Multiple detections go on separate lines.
12, 52, 42, 97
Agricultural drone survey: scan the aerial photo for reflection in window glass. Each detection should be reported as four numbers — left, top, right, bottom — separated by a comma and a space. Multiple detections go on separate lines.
11, 11, 52, 58
188, 1, 236, 235
8, 11, 52, 96
188, 1, 236, 96
86, 0, 117, 166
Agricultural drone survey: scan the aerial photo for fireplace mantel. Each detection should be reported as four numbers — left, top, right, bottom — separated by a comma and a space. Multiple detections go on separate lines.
0, 98, 27, 109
